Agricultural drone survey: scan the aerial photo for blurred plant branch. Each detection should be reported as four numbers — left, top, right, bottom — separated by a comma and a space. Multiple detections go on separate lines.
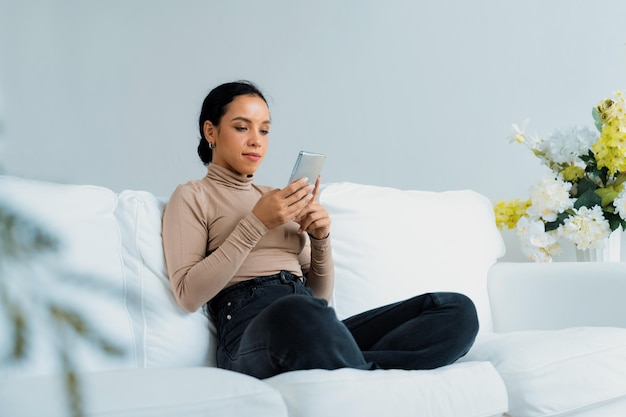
0, 200, 123, 417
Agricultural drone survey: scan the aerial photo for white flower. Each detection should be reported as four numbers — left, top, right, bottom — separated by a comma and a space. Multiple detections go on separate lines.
537, 125, 598, 165
526, 176, 574, 222
509, 119, 529, 144
614, 189, 626, 221
509, 120, 541, 151
516, 216, 557, 262
560, 206, 611, 250
522, 246, 552, 263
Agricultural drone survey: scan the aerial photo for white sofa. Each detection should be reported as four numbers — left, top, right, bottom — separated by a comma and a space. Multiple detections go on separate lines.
1, 175, 626, 417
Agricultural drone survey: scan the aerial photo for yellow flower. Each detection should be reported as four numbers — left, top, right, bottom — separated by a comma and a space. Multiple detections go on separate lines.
593, 119, 626, 175
597, 98, 615, 123
596, 92, 625, 124
494, 199, 532, 230
560, 165, 585, 182
592, 92, 626, 175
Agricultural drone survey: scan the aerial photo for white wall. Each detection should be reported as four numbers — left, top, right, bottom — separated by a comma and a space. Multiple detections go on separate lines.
1, 0, 626, 261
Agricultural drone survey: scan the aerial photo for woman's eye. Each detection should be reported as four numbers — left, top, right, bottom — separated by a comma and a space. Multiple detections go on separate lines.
235, 126, 247, 132
260, 129, 270, 135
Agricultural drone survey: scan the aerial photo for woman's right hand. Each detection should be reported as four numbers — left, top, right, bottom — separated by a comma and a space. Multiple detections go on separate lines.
252, 178, 315, 229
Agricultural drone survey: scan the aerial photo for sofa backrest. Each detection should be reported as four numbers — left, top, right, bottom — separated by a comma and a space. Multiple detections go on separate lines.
320, 182, 506, 333
1, 176, 504, 376
0, 176, 213, 376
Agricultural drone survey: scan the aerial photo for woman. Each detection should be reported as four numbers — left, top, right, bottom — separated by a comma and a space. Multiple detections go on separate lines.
162, 80, 479, 379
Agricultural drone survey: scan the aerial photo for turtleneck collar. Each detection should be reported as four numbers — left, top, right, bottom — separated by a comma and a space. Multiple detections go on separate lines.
206, 163, 254, 190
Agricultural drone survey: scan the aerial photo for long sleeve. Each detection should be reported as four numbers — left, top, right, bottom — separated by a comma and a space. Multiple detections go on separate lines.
163, 164, 315, 312
162, 183, 268, 312
300, 235, 334, 301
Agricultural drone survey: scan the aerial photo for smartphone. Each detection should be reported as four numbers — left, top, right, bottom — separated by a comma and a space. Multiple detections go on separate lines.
288, 151, 326, 185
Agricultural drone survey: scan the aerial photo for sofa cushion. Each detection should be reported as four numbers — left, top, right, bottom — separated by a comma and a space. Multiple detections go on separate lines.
114, 190, 215, 367
0, 367, 288, 417
1, 177, 214, 375
265, 361, 507, 417
461, 327, 626, 417
320, 182, 505, 332
0, 175, 135, 374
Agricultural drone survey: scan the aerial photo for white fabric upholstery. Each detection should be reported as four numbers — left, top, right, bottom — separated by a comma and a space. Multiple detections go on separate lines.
488, 262, 626, 332
0, 367, 288, 417
1, 176, 122, 278
265, 362, 507, 417
0, 177, 214, 376
320, 182, 506, 332
114, 190, 215, 367
462, 327, 626, 417
1, 176, 135, 374
4, 175, 626, 417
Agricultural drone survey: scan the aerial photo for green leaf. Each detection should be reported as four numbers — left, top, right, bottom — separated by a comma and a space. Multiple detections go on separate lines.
580, 150, 596, 165
0, 290, 29, 361
49, 304, 125, 357
614, 173, 626, 187
574, 188, 602, 209
545, 212, 570, 231
605, 212, 624, 231
595, 187, 620, 207
577, 177, 598, 195
592, 107, 603, 132
0, 204, 58, 259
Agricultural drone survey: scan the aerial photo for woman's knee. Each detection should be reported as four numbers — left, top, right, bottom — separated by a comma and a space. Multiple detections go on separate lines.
432, 292, 479, 334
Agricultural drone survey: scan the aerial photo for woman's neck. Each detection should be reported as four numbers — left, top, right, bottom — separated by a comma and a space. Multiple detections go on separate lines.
206, 163, 254, 190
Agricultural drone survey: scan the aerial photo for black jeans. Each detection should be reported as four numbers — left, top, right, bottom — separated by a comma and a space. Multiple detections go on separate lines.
207, 271, 479, 379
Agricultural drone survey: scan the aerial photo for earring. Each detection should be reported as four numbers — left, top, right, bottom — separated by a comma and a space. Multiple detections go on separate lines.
208, 142, 215, 149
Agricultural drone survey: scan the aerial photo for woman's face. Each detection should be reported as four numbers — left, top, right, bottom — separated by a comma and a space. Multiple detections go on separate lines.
205, 94, 271, 176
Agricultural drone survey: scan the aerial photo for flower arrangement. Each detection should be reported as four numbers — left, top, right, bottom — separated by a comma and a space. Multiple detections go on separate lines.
494, 91, 626, 262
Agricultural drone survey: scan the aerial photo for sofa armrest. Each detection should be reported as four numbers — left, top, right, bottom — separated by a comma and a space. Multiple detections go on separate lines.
488, 262, 626, 332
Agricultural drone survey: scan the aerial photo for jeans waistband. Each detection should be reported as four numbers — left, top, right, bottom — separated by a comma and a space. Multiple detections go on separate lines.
207, 270, 305, 317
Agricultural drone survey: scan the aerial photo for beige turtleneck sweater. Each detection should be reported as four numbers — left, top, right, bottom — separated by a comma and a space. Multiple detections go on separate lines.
162, 164, 333, 312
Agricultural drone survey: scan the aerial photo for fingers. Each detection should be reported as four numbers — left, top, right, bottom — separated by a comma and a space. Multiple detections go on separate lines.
253, 177, 325, 231
294, 176, 324, 230
296, 202, 331, 239
288, 192, 314, 221
311, 176, 321, 203
284, 177, 311, 196
290, 176, 329, 238
286, 176, 320, 209
253, 179, 315, 229
283, 178, 314, 208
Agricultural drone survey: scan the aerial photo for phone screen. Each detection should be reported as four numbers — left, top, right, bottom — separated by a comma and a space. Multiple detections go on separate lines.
288, 151, 326, 185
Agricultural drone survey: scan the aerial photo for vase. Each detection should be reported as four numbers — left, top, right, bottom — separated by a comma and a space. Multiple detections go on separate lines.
576, 231, 622, 262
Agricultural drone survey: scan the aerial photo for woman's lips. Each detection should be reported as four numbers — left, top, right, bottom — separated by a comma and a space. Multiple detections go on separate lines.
244, 153, 261, 162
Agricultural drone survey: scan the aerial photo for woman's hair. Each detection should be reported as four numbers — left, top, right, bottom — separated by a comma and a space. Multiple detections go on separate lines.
197, 80, 268, 165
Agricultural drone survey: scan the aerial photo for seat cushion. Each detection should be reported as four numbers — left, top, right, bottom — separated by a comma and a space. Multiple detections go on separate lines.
265, 361, 508, 417
460, 327, 626, 417
0, 367, 288, 417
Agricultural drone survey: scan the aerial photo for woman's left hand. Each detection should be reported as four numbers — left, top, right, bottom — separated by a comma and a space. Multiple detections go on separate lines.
295, 176, 331, 239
